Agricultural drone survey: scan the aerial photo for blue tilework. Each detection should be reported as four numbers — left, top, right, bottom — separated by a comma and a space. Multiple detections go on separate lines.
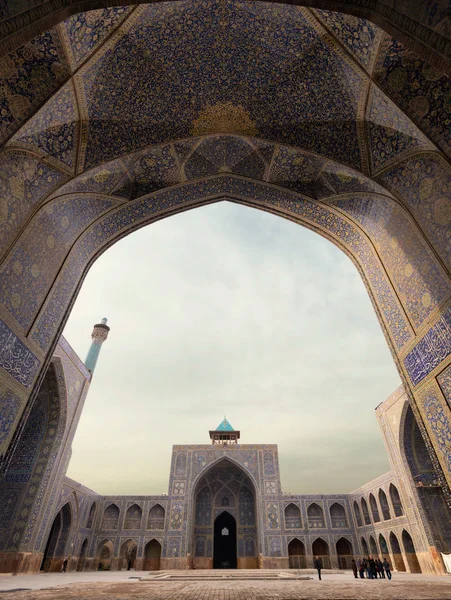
0, 318, 40, 389
0, 30, 70, 144
216, 418, 234, 432
312, 10, 379, 69
63, 7, 134, 66
11, 83, 78, 168
81, 1, 363, 169
127, 145, 180, 198
374, 36, 451, 155
419, 384, 451, 476
0, 195, 116, 329
52, 159, 128, 198
404, 305, 451, 386
438, 365, 451, 409
0, 387, 21, 443
378, 155, 451, 270
0, 152, 68, 258
367, 84, 430, 172
29, 176, 413, 354
330, 195, 451, 329
184, 137, 266, 181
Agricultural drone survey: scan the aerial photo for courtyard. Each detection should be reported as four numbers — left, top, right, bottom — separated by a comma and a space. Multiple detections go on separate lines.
1, 571, 451, 599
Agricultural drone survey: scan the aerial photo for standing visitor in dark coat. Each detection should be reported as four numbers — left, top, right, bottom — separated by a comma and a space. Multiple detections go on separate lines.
351, 559, 358, 578
383, 557, 392, 580
314, 556, 323, 580
357, 558, 365, 578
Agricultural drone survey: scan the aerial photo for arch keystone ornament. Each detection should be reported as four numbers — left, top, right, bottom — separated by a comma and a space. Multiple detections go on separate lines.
0, 0, 450, 576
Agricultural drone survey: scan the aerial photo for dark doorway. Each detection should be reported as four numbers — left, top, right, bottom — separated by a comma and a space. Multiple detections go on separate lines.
213, 511, 237, 569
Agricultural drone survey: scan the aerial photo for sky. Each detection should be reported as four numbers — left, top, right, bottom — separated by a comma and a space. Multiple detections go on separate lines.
64, 201, 401, 495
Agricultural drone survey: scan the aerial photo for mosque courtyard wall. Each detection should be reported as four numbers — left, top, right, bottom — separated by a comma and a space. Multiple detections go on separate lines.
18, 333, 446, 577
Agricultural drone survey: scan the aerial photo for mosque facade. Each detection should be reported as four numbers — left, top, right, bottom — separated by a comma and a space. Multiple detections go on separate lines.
1, 321, 449, 576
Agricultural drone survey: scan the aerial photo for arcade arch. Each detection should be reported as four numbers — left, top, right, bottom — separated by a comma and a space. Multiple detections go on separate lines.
102, 504, 120, 529
77, 538, 88, 571
402, 404, 451, 552
124, 504, 142, 529
361, 498, 371, 525
307, 503, 325, 528
336, 537, 353, 569
192, 459, 258, 569
41, 502, 73, 572
402, 530, 421, 573
353, 502, 363, 527
369, 494, 380, 523
147, 504, 165, 530
312, 538, 330, 569
119, 539, 137, 570
96, 539, 114, 570
143, 539, 162, 571
288, 538, 306, 569
330, 503, 348, 528
389, 485, 404, 518
378, 489, 391, 521
285, 504, 302, 529
389, 532, 406, 572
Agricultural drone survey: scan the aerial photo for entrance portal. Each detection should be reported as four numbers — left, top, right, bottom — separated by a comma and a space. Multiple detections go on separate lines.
213, 512, 237, 569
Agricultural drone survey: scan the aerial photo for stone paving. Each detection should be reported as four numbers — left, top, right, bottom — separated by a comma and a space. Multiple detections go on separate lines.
1, 571, 451, 599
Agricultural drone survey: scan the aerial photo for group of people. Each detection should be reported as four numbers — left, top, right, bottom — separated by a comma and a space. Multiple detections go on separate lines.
313, 556, 392, 581
352, 557, 392, 580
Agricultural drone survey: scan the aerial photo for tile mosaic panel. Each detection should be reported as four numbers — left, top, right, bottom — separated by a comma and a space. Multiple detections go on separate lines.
0, 152, 68, 258
312, 10, 379, 69
330, 194, 451, 329
0, 195, 116, 329
374, 36, 451, 155
417, 382, 451, 477
438, 365, 451, 409
0, 319, 40, 389
0, 29, 70, 144
404, 305, 451, 386
11, 82, 78, 168
367, 84, 431, 172
0, 385, 22, 444
62, 7, 134, 67
377, 154, 451, 270
80, 2, 362, 169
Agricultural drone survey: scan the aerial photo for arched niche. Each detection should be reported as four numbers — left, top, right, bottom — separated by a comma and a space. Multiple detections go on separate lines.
144, 539, 162, 571
96, 539, 114, 571
41, 502, 73, 572
379, 533, 389, 556
389, 484, 404, 517
86, 502, 96, 529
330, 503, 348, 528
336, 537, 353, 569
361, 537, 369, 556
378, 489, 391, 521
102, 503, 120, 529
148, 504, 165, 530
191, 458, 258, 569
353, 501, 363, 527
369, 535, 378, 557
389, 532, 406, 572
285, 503, 302, 529
402, 530, 422, 573
402, 403, 451, 552
361, 498, 371, 525
369, 494, 380, 523
307, 503, 325, 528
76, 538, 88, 572
288, 538, 306, 569
312, 538, 330, 569
0, 359, 67, 569
119, 539, 137, 571
124, 503, 142, 530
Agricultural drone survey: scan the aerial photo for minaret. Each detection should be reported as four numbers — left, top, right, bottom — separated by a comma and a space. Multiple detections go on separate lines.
209, 417, 240, 445
85, 317, 110, 374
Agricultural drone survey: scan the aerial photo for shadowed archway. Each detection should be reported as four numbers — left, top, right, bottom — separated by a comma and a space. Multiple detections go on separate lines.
213, 511, 237, 569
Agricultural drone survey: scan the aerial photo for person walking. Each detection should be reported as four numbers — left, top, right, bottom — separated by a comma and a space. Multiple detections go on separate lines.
383, 557, 392, 580
351, 559, 358, 579
377, 559, 385, 578
314, 556, 323, 581
364, 558, 371, 579
357, 558, 365, 579
61, 558, 68, 573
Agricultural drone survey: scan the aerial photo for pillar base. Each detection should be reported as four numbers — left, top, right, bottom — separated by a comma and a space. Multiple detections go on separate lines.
0, 551, 43, 574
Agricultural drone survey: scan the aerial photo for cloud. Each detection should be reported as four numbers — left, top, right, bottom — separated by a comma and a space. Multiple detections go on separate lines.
64, 201, 400, 495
